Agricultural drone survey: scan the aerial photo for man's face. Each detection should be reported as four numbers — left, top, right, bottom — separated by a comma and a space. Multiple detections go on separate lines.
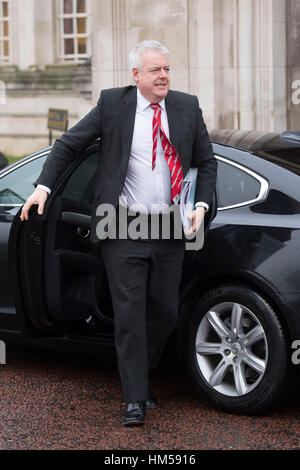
132, 50, 170, 103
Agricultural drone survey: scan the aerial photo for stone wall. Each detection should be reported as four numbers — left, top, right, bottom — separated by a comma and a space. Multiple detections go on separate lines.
0, 0, 92, 156
286, 0, 300, 130
91, 0, 190, 101
91, 0, 289, 132
0, 0, 299, 157
0, 64, 92, 156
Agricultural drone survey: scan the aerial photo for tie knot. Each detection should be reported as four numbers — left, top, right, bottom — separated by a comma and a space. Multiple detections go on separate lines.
150, 103, 160, 110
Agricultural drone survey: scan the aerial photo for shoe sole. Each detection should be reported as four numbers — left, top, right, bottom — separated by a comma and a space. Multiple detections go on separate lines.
123, 419, 145, 426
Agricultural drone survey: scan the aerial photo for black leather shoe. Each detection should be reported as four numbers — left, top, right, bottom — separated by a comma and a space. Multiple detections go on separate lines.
122, 401, 146, 426
146, 385, 158, 408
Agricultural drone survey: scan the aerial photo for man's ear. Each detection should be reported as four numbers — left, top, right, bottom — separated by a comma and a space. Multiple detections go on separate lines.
132, 67, 139, 84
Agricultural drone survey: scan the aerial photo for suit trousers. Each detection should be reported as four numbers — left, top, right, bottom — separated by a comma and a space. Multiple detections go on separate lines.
100, 215, 185, 403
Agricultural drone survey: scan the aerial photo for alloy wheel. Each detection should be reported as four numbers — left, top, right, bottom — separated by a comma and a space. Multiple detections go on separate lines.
195, 301, 268, 397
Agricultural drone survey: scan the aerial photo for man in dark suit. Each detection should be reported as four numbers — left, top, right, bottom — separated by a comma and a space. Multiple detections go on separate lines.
21, 40, 217, 426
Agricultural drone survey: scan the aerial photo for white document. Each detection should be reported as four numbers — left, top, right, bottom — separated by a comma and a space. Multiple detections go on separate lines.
180, 167, 198, 233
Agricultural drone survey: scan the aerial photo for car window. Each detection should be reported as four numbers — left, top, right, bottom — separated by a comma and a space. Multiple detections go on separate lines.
0, 155, 47, 205
61, 151, 98, 207
256, 149, 300, 176
217, 159, 261, 208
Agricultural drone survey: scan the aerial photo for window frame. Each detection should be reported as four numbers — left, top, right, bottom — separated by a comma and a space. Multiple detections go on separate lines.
215, 155, 269, 211
0, 151, 50, 207
57, 0, 91, 63
0, 0, 11, 65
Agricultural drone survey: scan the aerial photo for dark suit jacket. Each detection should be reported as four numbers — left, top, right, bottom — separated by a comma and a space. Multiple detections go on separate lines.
36, 85, 217, 242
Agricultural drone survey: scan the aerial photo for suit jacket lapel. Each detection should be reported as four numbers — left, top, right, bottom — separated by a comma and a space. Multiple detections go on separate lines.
120, 87, 137, 164
165, 90, 182, 157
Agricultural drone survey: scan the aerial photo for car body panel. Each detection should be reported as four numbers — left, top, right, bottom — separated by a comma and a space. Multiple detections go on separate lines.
183, 138, 300, 340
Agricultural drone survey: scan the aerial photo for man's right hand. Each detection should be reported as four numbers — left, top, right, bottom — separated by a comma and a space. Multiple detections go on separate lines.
20, 188, 48, 221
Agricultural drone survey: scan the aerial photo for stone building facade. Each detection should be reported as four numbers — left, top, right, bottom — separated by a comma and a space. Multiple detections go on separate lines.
0, 0, 299, 156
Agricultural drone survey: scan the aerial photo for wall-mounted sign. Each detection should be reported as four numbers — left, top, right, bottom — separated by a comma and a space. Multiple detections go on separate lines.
48, 108, 68, 132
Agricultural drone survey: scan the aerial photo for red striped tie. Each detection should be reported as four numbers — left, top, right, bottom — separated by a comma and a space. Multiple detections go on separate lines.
150, 103, 183, 204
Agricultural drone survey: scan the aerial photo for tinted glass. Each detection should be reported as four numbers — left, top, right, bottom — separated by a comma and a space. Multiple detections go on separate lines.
217, 160, 261, 208
62, 151, 98, 207
0, 155, 47, 205
256, 149, 300, 176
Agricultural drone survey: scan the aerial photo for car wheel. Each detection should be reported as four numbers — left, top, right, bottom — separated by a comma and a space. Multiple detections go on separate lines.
185, 284, 290, 414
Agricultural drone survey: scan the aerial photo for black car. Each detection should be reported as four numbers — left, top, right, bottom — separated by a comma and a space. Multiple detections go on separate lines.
1, 129, 300, 415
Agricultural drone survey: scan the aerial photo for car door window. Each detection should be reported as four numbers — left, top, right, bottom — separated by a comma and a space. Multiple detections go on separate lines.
61, 151, 98, 208
217, 159, 261, 208
0, 155, 47, 205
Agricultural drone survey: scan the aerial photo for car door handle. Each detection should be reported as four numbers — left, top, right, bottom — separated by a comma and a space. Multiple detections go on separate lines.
61, 211, 91, 228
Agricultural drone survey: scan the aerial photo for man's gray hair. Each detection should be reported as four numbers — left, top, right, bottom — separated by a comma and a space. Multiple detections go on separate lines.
129, 40, 170, 72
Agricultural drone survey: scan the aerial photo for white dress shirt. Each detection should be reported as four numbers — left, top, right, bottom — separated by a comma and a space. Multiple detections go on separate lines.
38, 88, 209, 213
120, 89, 208, 213
120, 89, 172, 214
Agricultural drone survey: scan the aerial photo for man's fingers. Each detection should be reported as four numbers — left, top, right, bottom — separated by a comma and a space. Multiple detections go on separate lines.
185, 214, 196, 236
20, 202, 30, 221
192, 215, 197, 232
37, 201, 45, 215
21, 200, 34, 221
188, 213, 197, 231
185, 209, 204, 236
20, 189, 48, 221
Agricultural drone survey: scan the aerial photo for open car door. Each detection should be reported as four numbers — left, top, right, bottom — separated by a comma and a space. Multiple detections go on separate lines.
9, 143, 113, 337
9, 142, 217, 337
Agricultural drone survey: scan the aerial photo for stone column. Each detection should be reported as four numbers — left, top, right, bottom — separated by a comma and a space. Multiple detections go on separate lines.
286, 0, 300, 130
252, 0, 287, 131
238, 0, 255, 129
188, 0, 287, 132
91, 0, 115, 103
233, 0, 287, 131
34, 0, 55, 66
188, 0, 216, 129
188, 0, 243, 130
14, 0, 36, 70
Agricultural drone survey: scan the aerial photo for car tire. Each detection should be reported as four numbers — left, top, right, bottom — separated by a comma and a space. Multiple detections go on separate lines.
185, 284, 291, 414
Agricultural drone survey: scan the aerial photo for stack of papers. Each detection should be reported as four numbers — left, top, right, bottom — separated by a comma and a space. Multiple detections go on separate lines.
180, 167, 198, 233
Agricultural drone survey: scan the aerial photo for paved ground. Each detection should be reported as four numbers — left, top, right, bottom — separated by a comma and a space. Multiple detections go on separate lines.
0, 346, 300, 450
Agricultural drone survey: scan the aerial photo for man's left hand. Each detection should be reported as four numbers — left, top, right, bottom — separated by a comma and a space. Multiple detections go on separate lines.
185, 206, 206, 236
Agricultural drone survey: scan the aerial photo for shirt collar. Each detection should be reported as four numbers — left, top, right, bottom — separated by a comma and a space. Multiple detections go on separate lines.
137, 88, 166, 112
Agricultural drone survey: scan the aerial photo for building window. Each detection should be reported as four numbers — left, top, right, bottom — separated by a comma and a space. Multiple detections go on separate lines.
0, 0, 10, 64
58, 0, 91, 61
